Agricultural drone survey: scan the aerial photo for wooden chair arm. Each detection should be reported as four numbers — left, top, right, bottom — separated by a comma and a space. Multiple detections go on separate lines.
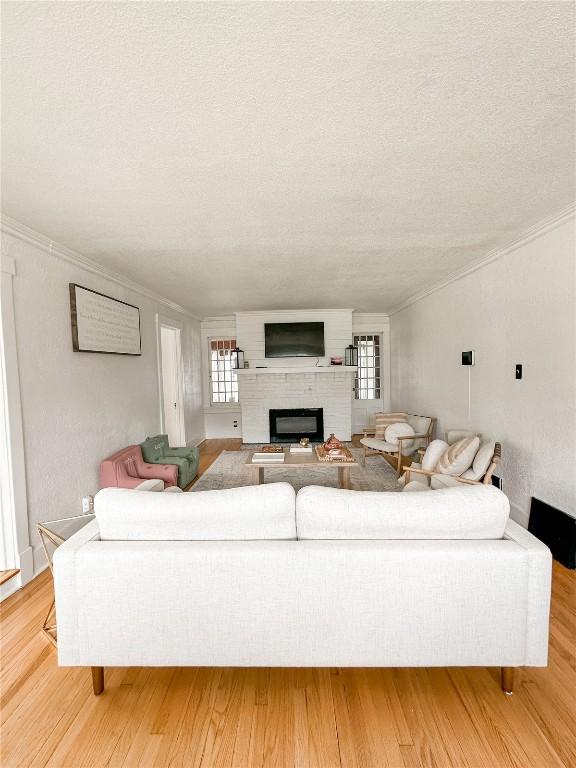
401, 467, 481, 486
402, 466, 434, 476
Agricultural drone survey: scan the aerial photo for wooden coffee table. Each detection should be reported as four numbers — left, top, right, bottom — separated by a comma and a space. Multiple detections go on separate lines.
246, 448, 359, 490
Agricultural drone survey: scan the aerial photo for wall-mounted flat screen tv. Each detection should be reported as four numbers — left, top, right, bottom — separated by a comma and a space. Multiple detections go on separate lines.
264, 322, 325, 358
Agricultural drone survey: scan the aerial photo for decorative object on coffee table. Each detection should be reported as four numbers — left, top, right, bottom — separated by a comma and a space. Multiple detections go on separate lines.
300, 438, 310, 447
323, 433, 343, 450
37, 514, 96, 645
315, 444, 355, 463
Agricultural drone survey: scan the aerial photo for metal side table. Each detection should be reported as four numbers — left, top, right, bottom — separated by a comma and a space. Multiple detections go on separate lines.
37, 514, 95, 645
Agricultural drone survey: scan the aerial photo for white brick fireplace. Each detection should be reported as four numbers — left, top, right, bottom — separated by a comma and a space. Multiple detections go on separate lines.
236, 367, 356, 444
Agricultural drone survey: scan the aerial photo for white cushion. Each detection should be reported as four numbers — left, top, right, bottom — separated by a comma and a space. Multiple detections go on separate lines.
462, 440, 496, 481
421, 439, 449, 471
95, 483, 297, 540
296, 484, 510, 540
403, 480, 431, 492
374, 412, 408, 439
430, 474, 462, 490
360, 437, 398, 452
385, 422, 415, 452
406, 415, 431, 436
436, 436, 480, 476
446, 430, 478, 445
134, 479, 164, 492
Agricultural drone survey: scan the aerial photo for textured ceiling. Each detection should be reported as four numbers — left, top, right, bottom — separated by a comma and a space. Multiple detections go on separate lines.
2, 1, 575, 316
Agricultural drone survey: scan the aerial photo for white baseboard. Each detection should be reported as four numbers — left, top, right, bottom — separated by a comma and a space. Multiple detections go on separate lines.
510, 502, 529, 529
18, 545, 34, 585
0, 577, 22, 601
0, 548, 48, 602
187, 434, 205, 448
32, 542, 48, 575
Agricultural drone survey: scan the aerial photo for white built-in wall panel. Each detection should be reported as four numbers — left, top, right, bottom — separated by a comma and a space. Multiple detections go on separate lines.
235, 309, 353, 368
238, 370, 355, 443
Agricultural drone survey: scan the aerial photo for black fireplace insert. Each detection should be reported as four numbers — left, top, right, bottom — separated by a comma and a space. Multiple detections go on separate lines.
269, 408, 324, 443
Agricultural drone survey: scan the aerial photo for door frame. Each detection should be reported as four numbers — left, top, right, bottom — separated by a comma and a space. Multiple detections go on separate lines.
0, 253, 33, 599
156, 315, 186, 446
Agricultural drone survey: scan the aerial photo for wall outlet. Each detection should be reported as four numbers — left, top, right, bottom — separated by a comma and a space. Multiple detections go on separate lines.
82, 495, 94, 514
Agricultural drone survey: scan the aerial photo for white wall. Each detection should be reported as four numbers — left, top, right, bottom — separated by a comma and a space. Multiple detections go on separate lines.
390, 216, 576, 526
1, 229, 204, 576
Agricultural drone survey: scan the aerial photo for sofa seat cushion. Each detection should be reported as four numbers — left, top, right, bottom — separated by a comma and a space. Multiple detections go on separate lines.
360, 437, 400, 453
296, 484, 509, 540
96, 483, 297, 540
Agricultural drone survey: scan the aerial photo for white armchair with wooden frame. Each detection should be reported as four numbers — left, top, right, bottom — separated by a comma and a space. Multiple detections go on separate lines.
404, 435, 501, 489
361, 414, 436, 475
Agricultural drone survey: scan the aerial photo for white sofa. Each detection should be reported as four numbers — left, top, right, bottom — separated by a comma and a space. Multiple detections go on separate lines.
53, 483, 551, 697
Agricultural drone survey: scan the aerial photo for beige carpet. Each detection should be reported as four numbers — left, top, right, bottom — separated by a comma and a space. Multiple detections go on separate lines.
192, 445, 401, 493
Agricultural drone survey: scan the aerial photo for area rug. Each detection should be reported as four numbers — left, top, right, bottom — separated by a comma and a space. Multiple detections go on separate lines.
191, 445, 401, 493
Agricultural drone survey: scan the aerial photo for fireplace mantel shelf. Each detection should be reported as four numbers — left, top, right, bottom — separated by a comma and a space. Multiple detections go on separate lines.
235, 366, 357, 375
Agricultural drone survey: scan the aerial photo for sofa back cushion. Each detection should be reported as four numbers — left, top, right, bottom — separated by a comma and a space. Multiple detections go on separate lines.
296, 485, 509, 540
99, 445, 144, 488
96, 483, 297, 540
140, 435, 168, 462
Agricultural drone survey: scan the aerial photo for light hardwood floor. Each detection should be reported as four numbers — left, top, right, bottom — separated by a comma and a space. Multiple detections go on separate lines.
1, 439, 575, 768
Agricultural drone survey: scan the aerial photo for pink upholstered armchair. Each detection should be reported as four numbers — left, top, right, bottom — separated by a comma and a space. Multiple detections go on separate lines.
99, 445, 178, 489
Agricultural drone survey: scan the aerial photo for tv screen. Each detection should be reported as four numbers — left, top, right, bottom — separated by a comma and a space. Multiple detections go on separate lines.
264, 322, 325, 358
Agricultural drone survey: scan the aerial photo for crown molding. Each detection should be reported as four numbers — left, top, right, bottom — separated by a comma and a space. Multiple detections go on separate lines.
0, 215, 201, 321
388, 202, 576, 316
235, 308, 355, 317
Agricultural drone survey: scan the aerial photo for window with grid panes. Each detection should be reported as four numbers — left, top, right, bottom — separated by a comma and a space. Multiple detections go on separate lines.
209, 339, 239, 404
354, 334, 381, 399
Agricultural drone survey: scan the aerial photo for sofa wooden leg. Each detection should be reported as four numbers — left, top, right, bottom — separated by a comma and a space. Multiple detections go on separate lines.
91, 666, 104, 695
501, 666, 514, 695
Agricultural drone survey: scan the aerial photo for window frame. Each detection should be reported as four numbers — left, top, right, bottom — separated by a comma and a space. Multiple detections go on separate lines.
353, 333, 382, 400
208, 337, 239, 406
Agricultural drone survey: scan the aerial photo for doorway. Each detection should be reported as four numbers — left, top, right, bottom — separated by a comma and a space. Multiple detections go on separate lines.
159, 323, 186, 447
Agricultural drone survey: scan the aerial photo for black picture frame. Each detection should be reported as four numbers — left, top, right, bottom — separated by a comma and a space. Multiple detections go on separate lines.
69, 283, 142, 355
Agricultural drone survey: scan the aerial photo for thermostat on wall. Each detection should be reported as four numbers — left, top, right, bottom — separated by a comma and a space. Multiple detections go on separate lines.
461, 351, 475, 366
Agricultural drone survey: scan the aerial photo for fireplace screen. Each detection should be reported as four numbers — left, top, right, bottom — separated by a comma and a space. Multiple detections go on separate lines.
269, 408, 324, 443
